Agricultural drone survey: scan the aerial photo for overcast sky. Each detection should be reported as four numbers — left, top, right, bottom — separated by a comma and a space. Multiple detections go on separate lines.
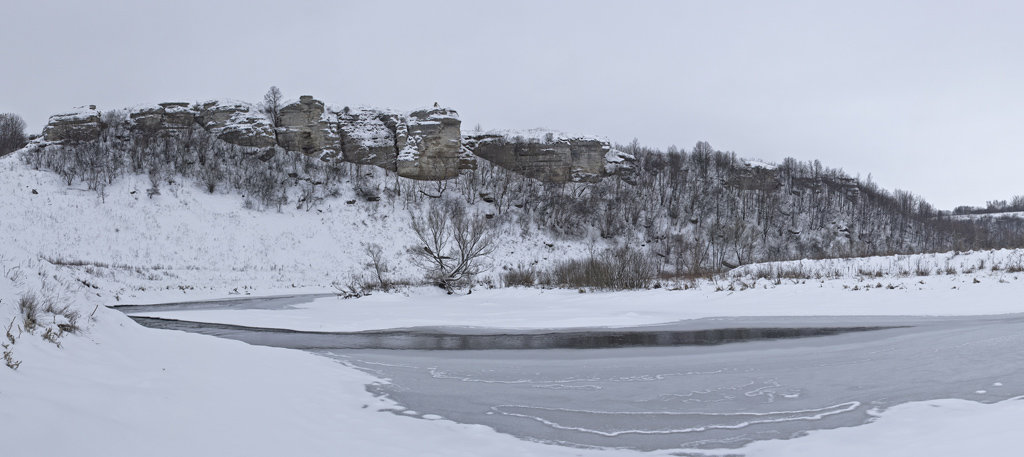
2, 0, 1021, 210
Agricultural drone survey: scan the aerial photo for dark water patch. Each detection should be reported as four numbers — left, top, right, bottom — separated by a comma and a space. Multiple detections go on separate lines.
127, 316, 899, 350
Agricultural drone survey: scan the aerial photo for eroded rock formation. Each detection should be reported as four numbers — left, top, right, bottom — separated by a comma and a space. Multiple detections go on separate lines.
130, 102, 195, 132
42, 106, 103, 142
277, 96, 340, 160
396, 107, 464, 180
195, 101, 277, 148
463, 130, 635, 183
39, 97, 630, 184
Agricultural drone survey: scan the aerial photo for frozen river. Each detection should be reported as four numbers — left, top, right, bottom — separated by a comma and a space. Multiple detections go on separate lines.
117, 297, 1024, 451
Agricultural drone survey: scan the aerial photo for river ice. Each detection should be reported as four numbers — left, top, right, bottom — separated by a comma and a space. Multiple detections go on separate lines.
318, 314, 1024, 451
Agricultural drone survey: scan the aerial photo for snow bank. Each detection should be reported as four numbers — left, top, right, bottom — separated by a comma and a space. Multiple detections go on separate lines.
133, 270, 1024, 332
702, 396, 1024, 457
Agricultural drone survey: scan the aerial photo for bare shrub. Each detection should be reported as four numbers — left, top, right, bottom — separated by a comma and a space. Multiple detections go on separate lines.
913, 258, 932, 276
41, 326, 64, 348
363, 243, 391, 290
2, 343, 19, 370
409, 200, 496, 293
775, 263, 808, 279
540, 247, 656, 290
502, 265, 536, 287
857, 267, 885, 278
18, 294, 39, 332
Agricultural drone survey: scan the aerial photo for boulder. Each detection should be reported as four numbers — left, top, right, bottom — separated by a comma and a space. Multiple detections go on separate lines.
42, 105, 103, 142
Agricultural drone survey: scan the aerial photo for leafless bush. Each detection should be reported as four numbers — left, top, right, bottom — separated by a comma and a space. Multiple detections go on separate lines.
2, 340, 19, 370
540, 247, 656, 290
41, 326, 64, 348
913, 258, 932, 276
409, 200, 496, 293
18, 294, 39, 332
774, 263, 808, 279
501, 265, 536, 287
363, 243, 392, 290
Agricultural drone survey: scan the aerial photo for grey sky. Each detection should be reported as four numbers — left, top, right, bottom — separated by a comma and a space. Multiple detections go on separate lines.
3, 0, 1021, 210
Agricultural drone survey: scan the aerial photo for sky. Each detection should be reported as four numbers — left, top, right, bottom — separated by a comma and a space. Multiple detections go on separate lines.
2, 0, 1022, 210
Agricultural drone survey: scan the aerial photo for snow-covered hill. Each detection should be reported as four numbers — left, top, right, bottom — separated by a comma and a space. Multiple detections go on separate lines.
0, 152, 598, 303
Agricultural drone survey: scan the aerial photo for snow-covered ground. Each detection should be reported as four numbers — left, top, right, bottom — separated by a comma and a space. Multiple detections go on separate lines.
132, 267, 1024, 332
0, 282, 649, 457
948, 210, 1024, 221
4, 149, 1024, 456
704, 397, 1024, 457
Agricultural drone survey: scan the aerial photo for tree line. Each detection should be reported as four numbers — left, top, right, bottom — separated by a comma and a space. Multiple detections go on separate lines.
15, 108, 1024, 286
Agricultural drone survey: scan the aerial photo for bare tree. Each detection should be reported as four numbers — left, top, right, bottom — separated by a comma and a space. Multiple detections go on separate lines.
363, 243, 391, 290
0, 113, 27, 156
409, 201, 495, 293
262, 86, 283, 127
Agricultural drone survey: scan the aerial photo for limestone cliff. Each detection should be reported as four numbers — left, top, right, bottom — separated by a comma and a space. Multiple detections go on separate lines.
42, 106, 103, 142
463, 130, 635, 183
40, 98, 631, 184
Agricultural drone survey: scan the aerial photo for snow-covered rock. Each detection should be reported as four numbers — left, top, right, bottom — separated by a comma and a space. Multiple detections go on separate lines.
276, 96, 341, 160
42, 105, 103, 142
396, 106, 463, 180
195, 100, 277, 148
38, 99, 635, 184
463, 129, 635, 183
129, 102, 195, 132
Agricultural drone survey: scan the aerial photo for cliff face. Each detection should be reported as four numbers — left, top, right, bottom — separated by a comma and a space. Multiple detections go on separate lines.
42, 106, 103, 142
40, 98, 630, 183
463, 130, 635, 183
396, 107, 465, 180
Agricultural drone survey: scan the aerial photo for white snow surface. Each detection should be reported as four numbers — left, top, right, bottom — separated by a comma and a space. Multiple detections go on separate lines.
46, 105, 99, 122
0, 282, 644, 457
744, 159, 778, 170
949, 210, 1024, 221
4, 151, 1024, 456
478, 127, 609, 144
136, 273, 1024, 332
699, 396, 1024, 457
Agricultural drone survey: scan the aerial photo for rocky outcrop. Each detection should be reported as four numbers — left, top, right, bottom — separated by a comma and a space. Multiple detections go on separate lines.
276, 96, 340, 160
337, 108, 398, 169
729, 162, 782, 192
195, 101, 277, 148
130, 102, 195, 133
396, 107, 463, 180
336, 105, 466, 180
463, 130, 634, 183
39, 98, 633, 185
42, 106, 103, 142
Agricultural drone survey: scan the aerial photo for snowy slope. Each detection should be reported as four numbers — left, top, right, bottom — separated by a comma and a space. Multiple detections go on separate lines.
5, 149, 1024, 457
0, 152, 593, 303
